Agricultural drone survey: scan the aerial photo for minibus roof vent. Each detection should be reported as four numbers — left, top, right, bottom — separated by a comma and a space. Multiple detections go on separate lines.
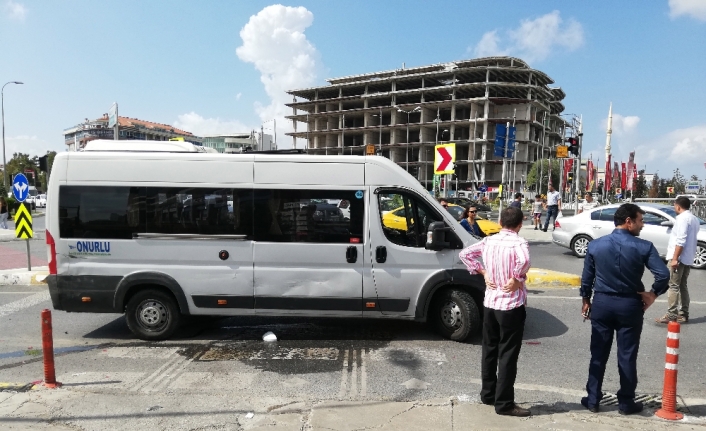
82, 140, 218, 153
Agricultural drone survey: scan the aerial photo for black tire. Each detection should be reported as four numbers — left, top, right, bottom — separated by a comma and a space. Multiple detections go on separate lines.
125, 289, 181, 341
430, 288, 480, 341
694, 242, 706, 270
571, 235, 592, 258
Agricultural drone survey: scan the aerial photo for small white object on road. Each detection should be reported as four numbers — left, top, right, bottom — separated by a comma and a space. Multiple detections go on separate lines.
245, 412, 254, 419
262, 331, 277, 342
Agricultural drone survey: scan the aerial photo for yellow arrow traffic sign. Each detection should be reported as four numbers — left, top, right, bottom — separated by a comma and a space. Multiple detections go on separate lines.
14, 203, 33, 239
434, 143, 456, 175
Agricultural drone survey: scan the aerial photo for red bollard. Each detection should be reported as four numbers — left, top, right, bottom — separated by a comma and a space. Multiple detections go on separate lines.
655, 321, 682, 420
41, 309, 61, 388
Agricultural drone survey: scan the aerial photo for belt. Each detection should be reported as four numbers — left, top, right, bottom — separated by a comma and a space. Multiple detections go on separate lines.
595, 291, 642, 300
547, 204, 558, 207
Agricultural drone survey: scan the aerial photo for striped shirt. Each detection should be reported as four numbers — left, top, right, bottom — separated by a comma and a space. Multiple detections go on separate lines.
459, 228, 531, 311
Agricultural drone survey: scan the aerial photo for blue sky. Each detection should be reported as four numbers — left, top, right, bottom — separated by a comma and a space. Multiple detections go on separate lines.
2, 0, 706, 178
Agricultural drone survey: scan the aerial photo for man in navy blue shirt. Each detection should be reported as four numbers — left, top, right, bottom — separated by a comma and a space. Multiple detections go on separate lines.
580, 203, 669, 415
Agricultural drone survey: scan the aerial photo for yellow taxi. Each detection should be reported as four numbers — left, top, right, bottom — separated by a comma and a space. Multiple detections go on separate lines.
382, 204, 501, 235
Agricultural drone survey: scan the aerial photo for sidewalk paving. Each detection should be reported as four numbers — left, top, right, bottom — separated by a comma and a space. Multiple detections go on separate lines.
0, 388, 703, 430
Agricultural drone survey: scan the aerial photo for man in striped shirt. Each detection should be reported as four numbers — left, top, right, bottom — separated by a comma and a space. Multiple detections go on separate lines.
459, 207, 531, 417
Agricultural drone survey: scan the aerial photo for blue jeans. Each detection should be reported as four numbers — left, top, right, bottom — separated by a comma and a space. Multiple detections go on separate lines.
543, 205, 558, 230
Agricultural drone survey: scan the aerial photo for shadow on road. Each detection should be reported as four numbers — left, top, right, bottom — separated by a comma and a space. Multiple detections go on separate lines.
523, 307, 569, 340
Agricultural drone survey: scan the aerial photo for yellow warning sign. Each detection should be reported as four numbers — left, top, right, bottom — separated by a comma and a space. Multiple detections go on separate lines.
434, 143, 456, 175
556, 145, 569, 158
14, 203, 33, 239
366, 144, 376, 156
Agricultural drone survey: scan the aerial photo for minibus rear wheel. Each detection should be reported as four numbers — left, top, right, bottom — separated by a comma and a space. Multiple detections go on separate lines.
125, 289, 181, 341
431, 288, 480, 341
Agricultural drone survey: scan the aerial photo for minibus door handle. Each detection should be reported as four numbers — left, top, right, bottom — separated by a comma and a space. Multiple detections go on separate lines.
346, 246, 358, 263
375, 246, 387, 263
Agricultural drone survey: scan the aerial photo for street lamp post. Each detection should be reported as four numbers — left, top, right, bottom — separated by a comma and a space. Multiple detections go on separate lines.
397, 106, 421, 175
2, 81, 24, 192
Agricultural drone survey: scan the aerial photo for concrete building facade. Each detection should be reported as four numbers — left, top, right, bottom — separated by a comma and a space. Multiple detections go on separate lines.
285, 56, 568, 192
63, 114, 201, 151
202, 133, 272, 153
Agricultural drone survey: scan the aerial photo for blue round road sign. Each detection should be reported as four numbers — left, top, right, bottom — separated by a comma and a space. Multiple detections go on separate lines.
478, 184, 488, 193
12, 173, 30, 202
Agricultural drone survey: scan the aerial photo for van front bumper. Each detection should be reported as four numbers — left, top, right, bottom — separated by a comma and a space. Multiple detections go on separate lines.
47, 275, 122, 313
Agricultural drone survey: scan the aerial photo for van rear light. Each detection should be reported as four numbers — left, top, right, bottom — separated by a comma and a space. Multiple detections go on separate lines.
554, 220, 561, 229
46, 230, 57, 275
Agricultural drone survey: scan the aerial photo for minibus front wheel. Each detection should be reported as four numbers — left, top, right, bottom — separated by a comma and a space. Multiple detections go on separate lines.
125, 289, 181, 341
430, 288, 480, 342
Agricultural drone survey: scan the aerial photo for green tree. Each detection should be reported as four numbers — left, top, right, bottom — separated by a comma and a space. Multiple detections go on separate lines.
671, 168, 686, 195
6, 153, 38, 187
526, 159, 560, 195
634, 169, 648, 198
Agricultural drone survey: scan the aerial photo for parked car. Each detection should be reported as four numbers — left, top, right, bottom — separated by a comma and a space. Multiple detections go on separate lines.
552, 203, 706, 269
35, 194, 47, 208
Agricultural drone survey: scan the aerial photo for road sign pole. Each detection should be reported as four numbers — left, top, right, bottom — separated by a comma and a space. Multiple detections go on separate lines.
26, 238, 31, 271
498, 122, 510, 222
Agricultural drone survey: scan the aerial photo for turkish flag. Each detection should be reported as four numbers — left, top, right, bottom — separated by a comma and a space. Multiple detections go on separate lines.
586, 160, 594, 191
621, 162, 627, 190
605, 155, 611, 191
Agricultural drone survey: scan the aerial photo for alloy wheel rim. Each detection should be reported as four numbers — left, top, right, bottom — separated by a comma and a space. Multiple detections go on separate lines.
695, 246, 706, 267
575, 238, 589, 256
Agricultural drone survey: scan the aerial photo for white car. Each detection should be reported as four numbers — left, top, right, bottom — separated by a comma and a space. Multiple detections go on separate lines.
552, 203, 706, 269
35, 194, 47, 208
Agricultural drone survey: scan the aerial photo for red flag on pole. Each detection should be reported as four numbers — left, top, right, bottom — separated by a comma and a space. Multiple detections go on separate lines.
614, 161, 620, 189
586, 160, 594, 191
633, 165, 638, 191
621, 162, 627, 190
626, 152, 635, 190
605, 155, 611, 191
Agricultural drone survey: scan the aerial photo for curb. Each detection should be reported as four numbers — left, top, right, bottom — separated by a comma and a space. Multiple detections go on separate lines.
0, 267, 49, 286
526, 268, 581, 288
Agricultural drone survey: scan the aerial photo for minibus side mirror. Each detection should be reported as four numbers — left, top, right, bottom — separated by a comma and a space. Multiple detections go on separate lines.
426, 221, 451, 251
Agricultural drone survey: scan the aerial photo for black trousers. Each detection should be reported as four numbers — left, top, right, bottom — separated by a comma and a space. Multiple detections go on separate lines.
481, 305, 526, 412
585, 293, 644, 410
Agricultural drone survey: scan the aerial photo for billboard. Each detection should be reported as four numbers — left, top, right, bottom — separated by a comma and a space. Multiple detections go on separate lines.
108, 103, 118, 128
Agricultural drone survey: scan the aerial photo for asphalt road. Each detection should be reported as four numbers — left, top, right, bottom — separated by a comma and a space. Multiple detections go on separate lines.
1, 241, 705, 415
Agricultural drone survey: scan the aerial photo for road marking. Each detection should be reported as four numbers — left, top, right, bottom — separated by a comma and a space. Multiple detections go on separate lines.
533, 295, 706, 305
0, 291, 50, 318
130, 351, 180, 392
338, 349, 349, 399
360, 349, 367, 397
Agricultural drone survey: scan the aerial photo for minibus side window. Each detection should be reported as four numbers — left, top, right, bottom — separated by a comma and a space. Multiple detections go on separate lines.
144, 187, 252, 237
378, 192, 442, 248
253, 189, 364, 243
59, 186, 144, 239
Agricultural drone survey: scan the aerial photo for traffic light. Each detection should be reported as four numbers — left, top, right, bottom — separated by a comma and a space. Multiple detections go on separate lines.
567, 172, 574, 184
566, 137, 579, 156
38, 155, 48, 172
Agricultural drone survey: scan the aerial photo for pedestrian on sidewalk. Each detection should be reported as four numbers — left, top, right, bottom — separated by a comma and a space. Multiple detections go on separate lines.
459, 207, 531, 417
542, 185, 561, 232
579, 203, 669, 415
656, 196, 700, 324
531, 195, 543, 230
509, 193, 528, 223
0, 197, 9, 229
460, 205, 486, 238
578, 193, 599, 214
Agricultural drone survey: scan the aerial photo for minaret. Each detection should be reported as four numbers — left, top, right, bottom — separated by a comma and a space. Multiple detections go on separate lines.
605, 103, 612, 162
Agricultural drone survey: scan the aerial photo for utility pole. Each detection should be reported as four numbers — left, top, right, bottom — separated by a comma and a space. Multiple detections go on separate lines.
498, 120, 510, 221
575, 115, 583, 214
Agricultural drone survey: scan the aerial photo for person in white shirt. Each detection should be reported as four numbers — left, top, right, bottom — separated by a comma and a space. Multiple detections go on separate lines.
542, 184, 561, 232
578, 193, 599, 214
656, 196, 700, 324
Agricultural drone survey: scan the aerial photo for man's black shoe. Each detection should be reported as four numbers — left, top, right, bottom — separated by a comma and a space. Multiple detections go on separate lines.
496, 404, 531, 417
581, 397, 599, 413
619, 402, 643, 415
542, 229, 548, 232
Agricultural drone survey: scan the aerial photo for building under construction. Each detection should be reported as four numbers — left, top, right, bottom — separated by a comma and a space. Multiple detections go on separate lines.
286, 56, 568, 193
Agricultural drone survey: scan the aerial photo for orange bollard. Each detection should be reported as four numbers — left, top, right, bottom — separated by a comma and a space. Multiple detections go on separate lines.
40, 309, 61, 388
655, 321, 682, 420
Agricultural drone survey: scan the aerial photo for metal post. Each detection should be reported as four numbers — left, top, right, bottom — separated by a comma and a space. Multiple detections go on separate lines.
575, 116, 583, 214
26, 238, 31, 271
379, 107, 382, 154
406, 113, 410, 173
273, 119, 277, 150
498, 121, 510, 221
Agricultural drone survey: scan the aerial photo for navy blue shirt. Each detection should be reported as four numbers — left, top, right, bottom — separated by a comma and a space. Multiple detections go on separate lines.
460, 219, 486, 238
510, 201, 522, 209
580, 229, 669, 298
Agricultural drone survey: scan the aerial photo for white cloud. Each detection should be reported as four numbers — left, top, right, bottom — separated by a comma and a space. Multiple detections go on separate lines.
669, 0, 706, 21
236, 5, 323, 147
601, 113, 641, 135
667, 125, 706, 161
173, 112, 251, 136
4, 1, 27, 21
472, 11, 584, 64
235, 92, 242, 101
